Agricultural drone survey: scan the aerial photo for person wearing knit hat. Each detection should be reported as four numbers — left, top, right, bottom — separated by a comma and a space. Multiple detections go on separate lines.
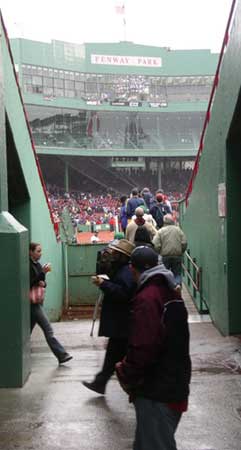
82, 239, 136, 395
156, 193, 164, 202
116, 245, 191, 450
156, 188, 173, 213
130, 246, 158, 271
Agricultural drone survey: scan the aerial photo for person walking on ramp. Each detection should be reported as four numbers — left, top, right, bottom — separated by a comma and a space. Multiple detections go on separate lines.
116, 246, 191, 450
83, 239, 136, 395
29, 242, 72, 365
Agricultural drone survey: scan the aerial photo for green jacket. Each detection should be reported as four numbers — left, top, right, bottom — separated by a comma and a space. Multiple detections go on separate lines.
153, 224, 187, 256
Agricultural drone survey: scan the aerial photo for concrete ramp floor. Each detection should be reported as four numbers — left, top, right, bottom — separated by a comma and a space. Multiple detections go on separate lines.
0, 292, 241, 450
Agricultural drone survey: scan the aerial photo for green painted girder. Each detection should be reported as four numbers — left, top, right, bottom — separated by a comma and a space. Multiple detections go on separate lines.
23, 93, 208, 113
35, 146, 197, 158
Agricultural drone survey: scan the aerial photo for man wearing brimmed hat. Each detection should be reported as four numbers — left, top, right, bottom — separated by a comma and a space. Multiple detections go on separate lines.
83, 239, 136, 395
116, 246, 191, 450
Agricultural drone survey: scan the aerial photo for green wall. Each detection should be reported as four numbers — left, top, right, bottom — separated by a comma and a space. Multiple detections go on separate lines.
182, 0, 241, 335
67, 243, 106, 305
2, 23, 64, 321
10, 38, 218, 76
0, 213, 30, 387
0, 14, 66, 386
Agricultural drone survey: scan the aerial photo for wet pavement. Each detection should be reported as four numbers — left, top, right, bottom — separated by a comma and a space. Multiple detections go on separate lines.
0, 287, 241, 450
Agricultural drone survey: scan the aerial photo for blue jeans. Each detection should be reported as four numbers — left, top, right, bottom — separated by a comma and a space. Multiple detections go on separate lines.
133, 397, 182, 450
162, 256, 182, 285
31, 304, 67, 361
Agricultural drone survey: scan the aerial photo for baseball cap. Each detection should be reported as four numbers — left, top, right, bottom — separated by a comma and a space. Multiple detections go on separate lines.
156, 193, 163, 202
130, 246, 158, 271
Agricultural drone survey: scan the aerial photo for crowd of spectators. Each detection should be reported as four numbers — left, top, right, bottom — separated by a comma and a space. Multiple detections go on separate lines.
47, 184, 184, 232
47, 185, 120, 229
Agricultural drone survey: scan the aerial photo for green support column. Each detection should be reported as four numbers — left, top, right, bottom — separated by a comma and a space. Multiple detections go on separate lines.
157, 159, 162, 189
64, 161, 69, 193
0, 33, 30, 387
0, 213, 30, 387
0, 39, 7, 213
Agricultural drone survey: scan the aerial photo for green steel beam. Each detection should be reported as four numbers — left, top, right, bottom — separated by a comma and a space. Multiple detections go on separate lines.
36, 146, 197, 158
64, 161, 69, 193
23, 93, 208, 113
0, 34, 8, 211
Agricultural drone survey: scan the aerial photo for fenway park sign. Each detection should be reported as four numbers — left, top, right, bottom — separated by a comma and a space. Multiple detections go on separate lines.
91, 54, 162, 68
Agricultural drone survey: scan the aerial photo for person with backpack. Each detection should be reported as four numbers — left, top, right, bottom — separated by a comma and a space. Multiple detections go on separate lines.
149, 193, 171, 229
126, 207, 156, 244
141, 187, 154, 211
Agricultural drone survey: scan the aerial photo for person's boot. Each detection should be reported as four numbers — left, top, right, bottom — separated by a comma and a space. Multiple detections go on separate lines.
82, 379, 106, 395
58, 353, 73, 364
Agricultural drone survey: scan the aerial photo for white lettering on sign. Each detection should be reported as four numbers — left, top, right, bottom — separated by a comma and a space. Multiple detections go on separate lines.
91, 54, 162, 67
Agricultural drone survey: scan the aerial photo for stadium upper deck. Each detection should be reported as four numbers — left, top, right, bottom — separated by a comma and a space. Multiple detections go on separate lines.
10, 39, 219, 193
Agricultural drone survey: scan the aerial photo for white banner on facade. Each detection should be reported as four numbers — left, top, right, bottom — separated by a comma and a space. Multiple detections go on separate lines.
91, 54, 162, 67
218, 183, 226, 217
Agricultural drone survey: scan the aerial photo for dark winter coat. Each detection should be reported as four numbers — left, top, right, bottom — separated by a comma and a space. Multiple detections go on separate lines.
142, 191, 153, 210
120, 204, 128, 230
98, 264, 136, 338
116, 266, 191, 403
149, 202, 171, 228
30, 259, 46, 288
126, 197, 145, 219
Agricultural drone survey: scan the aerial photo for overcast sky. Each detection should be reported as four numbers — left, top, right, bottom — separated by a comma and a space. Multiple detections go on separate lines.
0, 0, 234, 52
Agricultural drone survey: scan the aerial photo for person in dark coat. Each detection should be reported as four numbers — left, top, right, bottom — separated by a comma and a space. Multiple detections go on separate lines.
141, 187, 153, 211
82, 239, 136, 395
149, 193, 171, 229
120, 195, 128, 234
126, 188, 146, 219
116, 246, 191, 450
29, 242, 72, 364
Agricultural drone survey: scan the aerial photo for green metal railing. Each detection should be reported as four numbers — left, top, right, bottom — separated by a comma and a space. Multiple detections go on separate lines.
182, 249, 208, 314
